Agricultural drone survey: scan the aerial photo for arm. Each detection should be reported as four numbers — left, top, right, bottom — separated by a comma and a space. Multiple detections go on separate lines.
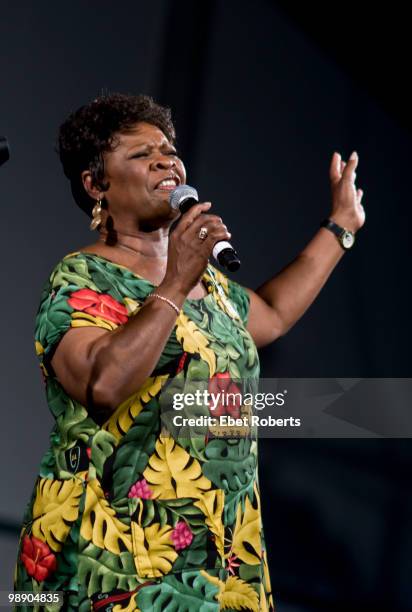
246, 151, 365, 348
51, 295, 185, 417
50, 203, 230, 416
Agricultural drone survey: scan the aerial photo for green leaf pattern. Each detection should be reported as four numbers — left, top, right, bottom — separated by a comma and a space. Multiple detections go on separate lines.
14, 252, 274, 611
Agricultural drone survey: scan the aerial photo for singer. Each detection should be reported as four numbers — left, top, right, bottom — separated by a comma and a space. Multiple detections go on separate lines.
14, 93, 364, 611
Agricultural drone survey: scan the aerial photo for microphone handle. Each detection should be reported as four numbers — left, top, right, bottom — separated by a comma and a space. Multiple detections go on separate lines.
213, 241, 241, 272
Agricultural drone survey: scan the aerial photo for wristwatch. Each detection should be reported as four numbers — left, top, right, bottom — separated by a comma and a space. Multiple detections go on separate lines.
320, 219, 355, 250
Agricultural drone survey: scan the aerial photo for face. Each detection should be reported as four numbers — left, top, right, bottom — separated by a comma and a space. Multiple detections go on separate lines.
88, 121, 186, 231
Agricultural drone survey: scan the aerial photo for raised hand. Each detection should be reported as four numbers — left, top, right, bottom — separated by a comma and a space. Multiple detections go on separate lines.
329, 151, 365, 232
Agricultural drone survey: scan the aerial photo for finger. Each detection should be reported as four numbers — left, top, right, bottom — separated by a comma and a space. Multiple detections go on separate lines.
190, 213, 224, 231
187, 215, 231, 241
175, 202, 212, 234
340, 160, 346, 174
194, 224, 232, 243
357, 188, 364, 203
329, 152, 341, 184
342, 151, 359, 181
204, 227, 233, 247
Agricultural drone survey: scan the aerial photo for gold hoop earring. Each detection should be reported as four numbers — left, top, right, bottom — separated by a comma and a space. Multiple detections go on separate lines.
90, 199, 102, 231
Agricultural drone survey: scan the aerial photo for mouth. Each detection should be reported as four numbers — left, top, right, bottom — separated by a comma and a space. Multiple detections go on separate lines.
154, 175, 181, 191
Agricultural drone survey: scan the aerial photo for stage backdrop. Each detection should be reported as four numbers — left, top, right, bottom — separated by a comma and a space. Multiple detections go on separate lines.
1, 2, 411, 610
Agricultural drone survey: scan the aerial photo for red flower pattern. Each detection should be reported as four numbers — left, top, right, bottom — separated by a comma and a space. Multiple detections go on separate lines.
176, 352, 188, 374
128, 478, 154, 499
208, 372, 242, 419
170, 521, 193, 550
20, 535, 57, 582
226, 552, 241, 575
68, 288, 128, 325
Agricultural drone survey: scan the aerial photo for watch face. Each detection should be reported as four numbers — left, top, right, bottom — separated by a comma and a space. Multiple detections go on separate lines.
341, 231, 355, 249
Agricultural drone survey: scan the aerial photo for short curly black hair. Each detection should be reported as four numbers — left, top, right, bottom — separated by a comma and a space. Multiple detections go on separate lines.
57, 93, 176, 217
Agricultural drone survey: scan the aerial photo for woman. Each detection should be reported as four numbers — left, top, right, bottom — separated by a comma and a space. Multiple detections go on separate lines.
14, 93, 364, 611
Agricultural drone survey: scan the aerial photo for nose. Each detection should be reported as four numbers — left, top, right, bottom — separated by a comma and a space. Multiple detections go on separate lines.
151, 154, 176, 170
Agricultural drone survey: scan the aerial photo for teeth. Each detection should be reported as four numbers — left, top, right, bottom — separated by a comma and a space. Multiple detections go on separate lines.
158, 178, 177, 188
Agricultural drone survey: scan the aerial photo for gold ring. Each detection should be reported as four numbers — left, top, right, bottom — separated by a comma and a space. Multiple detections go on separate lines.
198, 227, 208, 240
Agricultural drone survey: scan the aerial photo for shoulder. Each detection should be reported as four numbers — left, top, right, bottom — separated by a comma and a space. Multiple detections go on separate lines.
48, 251, 148, 298
48, 251, 98, 286
34, 251, 130, 362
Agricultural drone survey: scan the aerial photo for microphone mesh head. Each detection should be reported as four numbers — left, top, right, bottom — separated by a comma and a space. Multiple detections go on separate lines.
169, 185, 199, 210
0, 137, 10, 167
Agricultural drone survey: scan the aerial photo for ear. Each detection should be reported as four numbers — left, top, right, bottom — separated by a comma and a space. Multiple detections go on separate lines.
81, 170, 104, 200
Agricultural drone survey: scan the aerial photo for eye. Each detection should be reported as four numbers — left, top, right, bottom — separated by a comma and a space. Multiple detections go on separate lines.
131, 151, 148, 158
167, 149, 179, 157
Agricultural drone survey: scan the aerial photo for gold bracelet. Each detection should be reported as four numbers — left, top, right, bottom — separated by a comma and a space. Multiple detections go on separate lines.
147, 292, 181, 315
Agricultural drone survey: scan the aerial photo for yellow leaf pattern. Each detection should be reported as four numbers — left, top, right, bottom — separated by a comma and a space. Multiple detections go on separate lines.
219, 576, 260, 611
32, 478, 83, 552
71, 311, 118, 331
231, 490, 262, 565
35, 341, 44, 356
123, 297, 142, 316
204, 266, 241, 321
143, 436, 212, 499
200, 571, 259, 611
131, 521, 178, 578
80, 478, 132, 554
262, 548, 274, 610
175, 312, 216, 377
194, 490, 225, 560
206, 267, 229, 294
103, 375, 169, 442
260, 583, 269, 612
113, 594, 140, 612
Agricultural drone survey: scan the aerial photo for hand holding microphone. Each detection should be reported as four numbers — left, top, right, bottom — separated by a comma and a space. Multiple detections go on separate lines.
161, 188, 236, 298
169, 185, 241, 272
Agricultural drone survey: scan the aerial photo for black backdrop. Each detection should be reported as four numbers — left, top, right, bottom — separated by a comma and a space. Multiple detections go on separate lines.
0, 2, 411, 610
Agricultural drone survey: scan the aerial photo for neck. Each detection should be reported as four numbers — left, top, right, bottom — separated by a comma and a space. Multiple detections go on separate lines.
99, 227, 169, 259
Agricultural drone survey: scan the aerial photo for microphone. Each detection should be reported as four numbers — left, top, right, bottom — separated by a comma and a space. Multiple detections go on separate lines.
0, 137, 10, 167
169, 184, 241, 272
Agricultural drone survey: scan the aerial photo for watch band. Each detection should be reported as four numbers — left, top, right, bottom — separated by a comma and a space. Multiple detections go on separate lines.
320, 218, 355, 250
320, 219, 344, 237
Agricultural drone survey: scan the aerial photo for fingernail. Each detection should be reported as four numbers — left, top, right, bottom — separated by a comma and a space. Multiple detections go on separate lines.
350, 151, 357, 160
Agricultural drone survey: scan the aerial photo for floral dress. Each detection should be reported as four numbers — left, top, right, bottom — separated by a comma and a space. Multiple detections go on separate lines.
14, 251, 275, 611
